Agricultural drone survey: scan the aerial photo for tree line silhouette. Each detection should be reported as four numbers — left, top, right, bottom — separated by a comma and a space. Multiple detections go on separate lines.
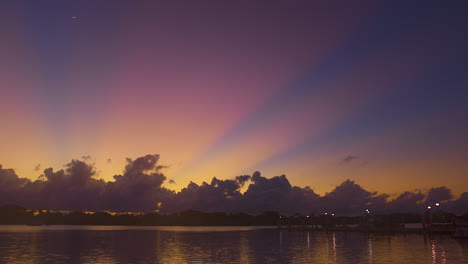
2, 204, 449, 228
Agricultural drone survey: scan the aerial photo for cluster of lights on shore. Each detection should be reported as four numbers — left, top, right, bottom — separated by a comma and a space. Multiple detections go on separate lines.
278, 202, 441, 219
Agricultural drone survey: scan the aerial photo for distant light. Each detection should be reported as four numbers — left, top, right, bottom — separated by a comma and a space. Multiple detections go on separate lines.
324, 212, 328, 215
427, 206, 432, 210
306, 215, 309, 218
435, 203, 440, 207
331, 213, 335, 216
365, 209, 370, 214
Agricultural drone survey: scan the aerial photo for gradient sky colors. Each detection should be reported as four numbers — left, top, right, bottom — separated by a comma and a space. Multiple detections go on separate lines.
1, 1, 467, 197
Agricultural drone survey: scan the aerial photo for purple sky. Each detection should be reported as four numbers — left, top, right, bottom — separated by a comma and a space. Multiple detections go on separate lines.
1, 1, 467, 197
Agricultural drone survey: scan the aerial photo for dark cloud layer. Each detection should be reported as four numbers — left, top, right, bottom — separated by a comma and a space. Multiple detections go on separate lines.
0, 155, 466, 215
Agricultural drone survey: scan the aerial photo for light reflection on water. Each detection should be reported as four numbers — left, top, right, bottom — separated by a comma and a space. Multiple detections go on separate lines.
0, 225, 467, 264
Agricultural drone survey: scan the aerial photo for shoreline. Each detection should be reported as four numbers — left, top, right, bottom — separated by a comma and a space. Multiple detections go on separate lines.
0, 223, 456, 236
278, 225, 455, 235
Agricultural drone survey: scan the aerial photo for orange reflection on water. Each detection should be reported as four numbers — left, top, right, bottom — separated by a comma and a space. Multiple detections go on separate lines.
0, 226, 465, 263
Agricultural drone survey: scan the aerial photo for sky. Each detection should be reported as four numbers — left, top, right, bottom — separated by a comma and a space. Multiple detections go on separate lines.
1, 1, 467, 198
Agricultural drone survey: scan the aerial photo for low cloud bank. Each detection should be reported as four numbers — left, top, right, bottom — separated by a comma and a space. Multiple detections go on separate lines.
0, 155, 466, 215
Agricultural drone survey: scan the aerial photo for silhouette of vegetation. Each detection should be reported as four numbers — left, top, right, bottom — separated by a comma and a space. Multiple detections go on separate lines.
0, 204, 456, 230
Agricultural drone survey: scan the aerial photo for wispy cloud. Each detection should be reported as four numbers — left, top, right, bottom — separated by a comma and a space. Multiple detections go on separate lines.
340, 155, 359, 164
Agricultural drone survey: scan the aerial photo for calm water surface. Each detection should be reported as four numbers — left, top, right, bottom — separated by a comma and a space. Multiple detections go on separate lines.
0, 225, 467, 264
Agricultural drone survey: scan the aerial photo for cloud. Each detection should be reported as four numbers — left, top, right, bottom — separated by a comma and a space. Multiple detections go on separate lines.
319, 179, 388, 215
107, 158, 112, 164
447, 192, 468, 213
425, 186, 452, 205
29, 159, 106, 210
0, 166, 30, 205
236, 171, 321, 215
81, 155, 92, 161
0, 155, 467, 215
104, 155, 173, 212
169, 175, 251, 213
387, 191, 425, 213
34, 164, 41, 171
340, 155, 359, 164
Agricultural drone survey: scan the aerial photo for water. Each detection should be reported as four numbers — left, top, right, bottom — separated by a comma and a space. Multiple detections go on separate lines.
0, 225, 467, 264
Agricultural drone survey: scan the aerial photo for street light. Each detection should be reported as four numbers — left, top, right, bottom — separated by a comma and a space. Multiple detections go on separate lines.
435, 202, 440, 207
427, 206, 432, 226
